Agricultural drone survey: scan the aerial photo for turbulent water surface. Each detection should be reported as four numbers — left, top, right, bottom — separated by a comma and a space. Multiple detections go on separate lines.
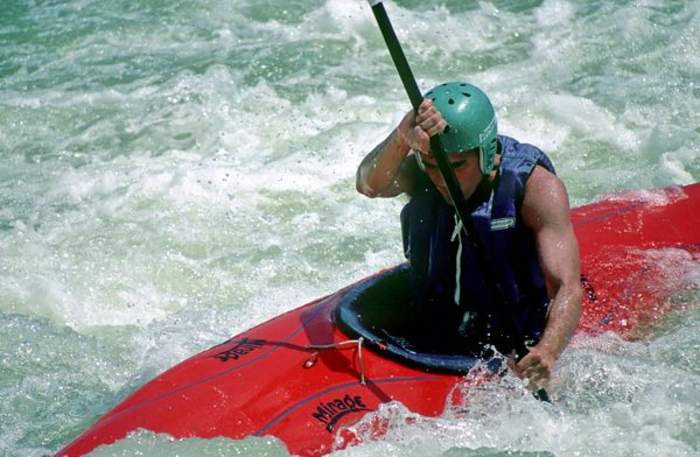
1, 0, 700, 456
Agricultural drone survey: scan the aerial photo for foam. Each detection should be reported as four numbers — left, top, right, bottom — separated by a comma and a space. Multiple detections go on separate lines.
2, 1, 699, 455
660, 151, 696, 185
600, 185, 688, 207
540, 94, 640, 152
333, 341, 700, 457
87, 430, 288, 457
535, 0, 575, 27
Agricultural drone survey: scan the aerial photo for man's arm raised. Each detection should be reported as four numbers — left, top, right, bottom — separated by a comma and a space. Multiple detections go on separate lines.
356, 99, 446, 198
356, 120, 412, 198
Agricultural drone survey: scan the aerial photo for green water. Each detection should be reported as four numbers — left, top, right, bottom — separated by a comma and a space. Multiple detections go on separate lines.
1, 0, 699, 456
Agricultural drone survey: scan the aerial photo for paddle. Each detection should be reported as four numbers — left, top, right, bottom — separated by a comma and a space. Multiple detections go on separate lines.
365, 0, 550, 402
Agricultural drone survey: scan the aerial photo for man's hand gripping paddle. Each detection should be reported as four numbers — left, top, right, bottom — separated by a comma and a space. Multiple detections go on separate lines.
365, 0, 550, 403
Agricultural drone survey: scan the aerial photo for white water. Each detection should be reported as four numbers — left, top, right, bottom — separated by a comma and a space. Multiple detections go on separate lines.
1, 0, 699, 456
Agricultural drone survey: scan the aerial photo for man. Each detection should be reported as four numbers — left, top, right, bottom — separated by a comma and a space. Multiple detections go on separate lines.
356, 82, 582, 389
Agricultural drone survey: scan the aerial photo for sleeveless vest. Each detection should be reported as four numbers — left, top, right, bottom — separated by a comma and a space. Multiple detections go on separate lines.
400, 135, 556, 354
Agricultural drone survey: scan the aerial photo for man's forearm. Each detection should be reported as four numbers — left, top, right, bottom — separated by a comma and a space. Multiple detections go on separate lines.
356, 124, 410, 198
539, 282, 582, 358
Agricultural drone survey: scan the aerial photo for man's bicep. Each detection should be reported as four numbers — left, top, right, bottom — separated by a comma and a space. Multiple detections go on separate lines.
523, 169, 580, 290
535, 221, 580, 293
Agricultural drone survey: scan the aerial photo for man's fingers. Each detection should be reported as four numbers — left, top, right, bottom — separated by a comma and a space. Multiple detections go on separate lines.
415, 98, 448, 138
524, 365, 548, 381
515, 353, 545, 377
512, 348, 555, 392
515, 353, 534, 371
418, 98, 435, 114
427, 118, 447, 136
416, 116, 446, 137
411, 126, 430, 152
529, 372, 549, 391
519, 357, 551, 389
415, 113, 436, 128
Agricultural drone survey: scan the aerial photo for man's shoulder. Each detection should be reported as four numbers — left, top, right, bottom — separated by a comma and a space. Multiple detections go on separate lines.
521, 167, 570, 230
526, 165, 562, 190
497, 134, 556, 179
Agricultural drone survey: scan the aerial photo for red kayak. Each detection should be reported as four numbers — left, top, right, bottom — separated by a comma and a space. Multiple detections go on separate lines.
58, 183, 700, 457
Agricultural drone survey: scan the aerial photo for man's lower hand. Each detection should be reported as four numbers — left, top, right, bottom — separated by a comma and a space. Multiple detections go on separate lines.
507, 345, 557, 391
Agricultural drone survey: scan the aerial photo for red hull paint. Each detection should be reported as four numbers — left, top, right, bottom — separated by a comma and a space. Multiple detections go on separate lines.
58, 184, 700, 456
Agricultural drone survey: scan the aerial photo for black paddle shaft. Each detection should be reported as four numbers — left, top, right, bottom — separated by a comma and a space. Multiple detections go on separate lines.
367, 1, 550, 403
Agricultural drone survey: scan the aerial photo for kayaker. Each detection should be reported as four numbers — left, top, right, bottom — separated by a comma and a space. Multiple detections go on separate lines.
356, 82, 582, 389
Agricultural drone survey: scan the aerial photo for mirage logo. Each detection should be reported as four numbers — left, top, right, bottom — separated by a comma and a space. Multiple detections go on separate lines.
213, 337, 265, 363
312, 394, 370, 432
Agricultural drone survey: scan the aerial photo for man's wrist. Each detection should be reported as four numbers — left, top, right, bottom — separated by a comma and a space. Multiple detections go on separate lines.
395, 110, 415, 151
534, 336, 563, 361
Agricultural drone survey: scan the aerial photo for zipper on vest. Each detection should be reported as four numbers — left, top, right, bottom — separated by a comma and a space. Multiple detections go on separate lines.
451, 213, 463, 306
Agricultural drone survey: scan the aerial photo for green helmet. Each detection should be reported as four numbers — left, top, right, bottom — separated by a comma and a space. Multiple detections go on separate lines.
424, 82, 498, 175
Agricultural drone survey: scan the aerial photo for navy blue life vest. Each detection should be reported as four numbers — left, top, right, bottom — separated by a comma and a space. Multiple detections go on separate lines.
400, 135, 556, 355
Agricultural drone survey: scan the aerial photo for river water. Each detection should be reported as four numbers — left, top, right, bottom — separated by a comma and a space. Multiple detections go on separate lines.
1, 0, 699, 456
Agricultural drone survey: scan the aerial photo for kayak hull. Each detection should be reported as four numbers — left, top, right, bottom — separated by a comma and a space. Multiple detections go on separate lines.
59, 277, 469, 456
58, 183, 700, 456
